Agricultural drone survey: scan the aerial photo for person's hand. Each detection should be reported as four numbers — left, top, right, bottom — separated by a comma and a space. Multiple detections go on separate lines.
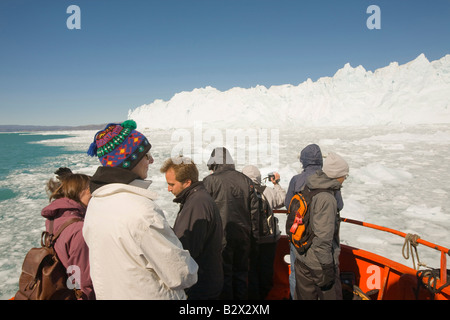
318, 263, 336, 291
270, 172, 280, 185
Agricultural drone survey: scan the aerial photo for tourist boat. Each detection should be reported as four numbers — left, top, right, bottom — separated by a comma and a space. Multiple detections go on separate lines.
267, 210, 450, 300
10, 211, 449, 301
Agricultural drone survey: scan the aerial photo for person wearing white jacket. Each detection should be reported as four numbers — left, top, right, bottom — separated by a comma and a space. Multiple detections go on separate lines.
83, 120, 198, 299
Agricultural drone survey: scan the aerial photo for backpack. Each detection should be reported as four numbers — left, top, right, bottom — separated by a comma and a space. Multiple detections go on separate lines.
286, 187, 333, 254
255, 185, 279, 243
14, 218, 83, 300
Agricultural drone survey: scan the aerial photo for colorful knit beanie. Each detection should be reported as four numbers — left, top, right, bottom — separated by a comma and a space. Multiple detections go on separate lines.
87, 120, 151, 170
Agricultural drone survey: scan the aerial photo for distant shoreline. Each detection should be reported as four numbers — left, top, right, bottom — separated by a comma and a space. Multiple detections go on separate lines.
0, 124, 107, 132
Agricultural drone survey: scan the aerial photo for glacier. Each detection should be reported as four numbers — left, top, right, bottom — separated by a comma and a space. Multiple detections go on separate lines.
128, 53, 450, 130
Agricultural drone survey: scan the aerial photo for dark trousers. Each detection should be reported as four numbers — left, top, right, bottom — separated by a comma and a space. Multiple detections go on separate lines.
248, 241, 277, 300
294, 259, 342, 300
220, 233, 251, 300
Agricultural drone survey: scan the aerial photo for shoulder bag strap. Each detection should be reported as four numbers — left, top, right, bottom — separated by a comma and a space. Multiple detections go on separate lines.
48, 218, 83, 245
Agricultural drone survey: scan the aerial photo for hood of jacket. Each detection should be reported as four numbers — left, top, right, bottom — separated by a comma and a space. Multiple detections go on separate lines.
306, 170, 342, 191
300, 144, 323, 169
91, 181, 158, 201
41, 197, 86, 220
90, 166, 157, 201
207, 147, 236, 171
242, 165, 261, 185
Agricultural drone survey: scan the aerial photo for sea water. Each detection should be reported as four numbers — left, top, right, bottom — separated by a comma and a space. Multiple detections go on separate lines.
0, 131, 98, 299
1, 124, 450, 299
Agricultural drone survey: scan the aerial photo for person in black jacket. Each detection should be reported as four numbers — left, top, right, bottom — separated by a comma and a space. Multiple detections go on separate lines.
161, 156, 223, 300
203, 147, 260, 300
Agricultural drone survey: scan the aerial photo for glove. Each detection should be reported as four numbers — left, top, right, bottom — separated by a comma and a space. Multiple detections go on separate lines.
318, 263, 336, 291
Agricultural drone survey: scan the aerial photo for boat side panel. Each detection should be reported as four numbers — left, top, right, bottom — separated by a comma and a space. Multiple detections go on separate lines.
267, 237, 450, 300
339, 244, 443, 300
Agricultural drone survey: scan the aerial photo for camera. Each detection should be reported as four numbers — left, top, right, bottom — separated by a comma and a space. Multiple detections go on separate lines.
267, 172, 280, 184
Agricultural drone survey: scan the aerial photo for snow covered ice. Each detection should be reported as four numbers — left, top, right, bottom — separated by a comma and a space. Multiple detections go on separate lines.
129, 53, 450, 130
1, 54, 450, 299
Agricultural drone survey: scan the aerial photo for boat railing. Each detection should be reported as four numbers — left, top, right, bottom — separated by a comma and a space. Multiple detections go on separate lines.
273, 209, 449, 286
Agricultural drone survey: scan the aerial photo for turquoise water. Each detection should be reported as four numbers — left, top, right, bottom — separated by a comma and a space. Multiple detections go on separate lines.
0, 132, 96, 299
0, 133, 77, 201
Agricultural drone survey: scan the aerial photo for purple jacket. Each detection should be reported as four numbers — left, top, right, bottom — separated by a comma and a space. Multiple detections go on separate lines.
41, 198, 95, 300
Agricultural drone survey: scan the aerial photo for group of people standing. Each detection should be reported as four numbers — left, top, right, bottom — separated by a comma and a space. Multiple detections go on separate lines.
39, 120, 349, 300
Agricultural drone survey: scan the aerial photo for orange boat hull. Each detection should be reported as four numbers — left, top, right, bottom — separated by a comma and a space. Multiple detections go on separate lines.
267, 235, 450, 300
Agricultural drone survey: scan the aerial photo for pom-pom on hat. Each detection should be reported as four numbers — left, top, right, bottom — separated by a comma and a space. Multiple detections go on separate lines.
87, 120, 151, 170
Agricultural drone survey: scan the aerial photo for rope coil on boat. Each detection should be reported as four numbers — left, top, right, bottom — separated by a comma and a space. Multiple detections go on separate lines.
401, 233, 450, 297
402, 233, 428, 270
417, 269, 450, 295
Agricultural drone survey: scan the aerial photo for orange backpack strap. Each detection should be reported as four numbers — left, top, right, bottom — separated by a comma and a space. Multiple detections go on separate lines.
286, 187, 335, 253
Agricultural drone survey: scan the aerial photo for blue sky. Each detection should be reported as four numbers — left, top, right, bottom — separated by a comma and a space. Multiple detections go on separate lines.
1, 0, 449, 126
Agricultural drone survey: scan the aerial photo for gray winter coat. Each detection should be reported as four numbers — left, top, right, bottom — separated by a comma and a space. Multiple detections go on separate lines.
295, 170, 342, 270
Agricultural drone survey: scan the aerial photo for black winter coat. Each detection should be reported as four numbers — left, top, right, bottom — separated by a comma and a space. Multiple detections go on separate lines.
173, 181, 224, 300
203, 164, 260, 242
